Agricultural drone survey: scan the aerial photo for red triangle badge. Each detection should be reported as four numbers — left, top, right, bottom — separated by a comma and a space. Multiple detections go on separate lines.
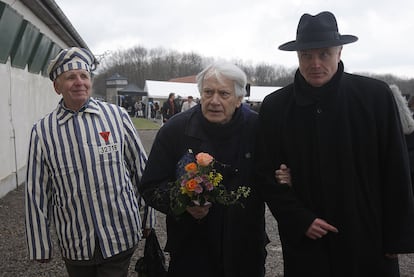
99, 131, 110, 142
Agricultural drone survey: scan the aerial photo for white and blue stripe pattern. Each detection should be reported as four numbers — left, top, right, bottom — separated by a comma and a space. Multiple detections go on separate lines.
47, 47, 95, 81
25, 98, 155, 260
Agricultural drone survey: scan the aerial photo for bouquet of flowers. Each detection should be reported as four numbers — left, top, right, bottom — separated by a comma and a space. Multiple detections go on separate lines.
169, 149, 251, 216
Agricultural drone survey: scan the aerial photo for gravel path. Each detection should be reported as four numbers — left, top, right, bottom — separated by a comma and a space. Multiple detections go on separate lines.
0, 129, 413, 276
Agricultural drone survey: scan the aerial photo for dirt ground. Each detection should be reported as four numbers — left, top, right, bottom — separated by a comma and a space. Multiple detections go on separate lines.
1, 129, 413, 276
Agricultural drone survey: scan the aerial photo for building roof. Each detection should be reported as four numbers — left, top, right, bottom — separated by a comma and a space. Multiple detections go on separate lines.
20, 0, 89, 49
120, 83, 145, 92
106, 73, 128, 81
168, 75, 197, 83
118, 83, 147, 97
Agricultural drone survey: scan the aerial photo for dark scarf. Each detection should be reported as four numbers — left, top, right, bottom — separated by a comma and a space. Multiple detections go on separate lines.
197, 107, 244, 167
292, 62, 344, 215
194, 107, 245, 275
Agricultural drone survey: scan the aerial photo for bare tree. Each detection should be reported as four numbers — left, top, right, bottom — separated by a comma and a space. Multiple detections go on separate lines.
92, 45, 414, 99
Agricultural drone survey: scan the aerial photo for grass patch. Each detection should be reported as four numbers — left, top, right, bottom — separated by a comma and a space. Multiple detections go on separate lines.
132, 117, 161, 130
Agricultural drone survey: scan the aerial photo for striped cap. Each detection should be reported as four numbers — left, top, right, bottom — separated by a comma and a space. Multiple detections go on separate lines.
47, 47, 95, 81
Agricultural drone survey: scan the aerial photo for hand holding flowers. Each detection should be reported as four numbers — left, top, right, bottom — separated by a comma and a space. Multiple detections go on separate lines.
169, 150, 251, 216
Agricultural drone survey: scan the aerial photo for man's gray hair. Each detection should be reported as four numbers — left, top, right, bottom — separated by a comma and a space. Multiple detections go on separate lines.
196, 62, 247, 98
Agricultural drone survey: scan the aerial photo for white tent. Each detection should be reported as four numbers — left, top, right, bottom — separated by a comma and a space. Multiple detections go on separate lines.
248, 86, 281, 102
144, 80, 199, 100
144, 80, 281, 103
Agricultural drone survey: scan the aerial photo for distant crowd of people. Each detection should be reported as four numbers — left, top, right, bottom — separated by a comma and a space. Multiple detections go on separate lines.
128, 94, 200, 122
130, 93, 263, 124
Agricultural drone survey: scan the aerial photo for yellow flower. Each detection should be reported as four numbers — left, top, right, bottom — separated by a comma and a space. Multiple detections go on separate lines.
209, 172, 223, 186
180, 186, 187, 194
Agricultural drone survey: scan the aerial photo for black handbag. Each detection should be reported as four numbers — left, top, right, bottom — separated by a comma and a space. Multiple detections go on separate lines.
135, 206, 167, 277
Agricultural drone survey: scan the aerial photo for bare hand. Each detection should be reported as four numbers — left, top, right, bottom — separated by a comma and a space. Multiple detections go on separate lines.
275, 164, 291, 186
306, 218, 338, 240
186, 202, 212, 220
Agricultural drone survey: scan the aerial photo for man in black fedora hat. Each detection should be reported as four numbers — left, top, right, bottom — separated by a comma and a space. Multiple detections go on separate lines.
256, 11, 414, 276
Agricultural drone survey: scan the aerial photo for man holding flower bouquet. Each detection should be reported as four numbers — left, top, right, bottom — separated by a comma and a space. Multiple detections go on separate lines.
139, 62, 268, 277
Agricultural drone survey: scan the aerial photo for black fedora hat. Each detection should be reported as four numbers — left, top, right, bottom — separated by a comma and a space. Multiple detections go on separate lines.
279, 11, 358, 51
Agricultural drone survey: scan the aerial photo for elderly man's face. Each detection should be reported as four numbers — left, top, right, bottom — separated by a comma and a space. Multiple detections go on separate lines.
200, 74, 242, 124
54, 69, 92, 111
297, 46, 342, 87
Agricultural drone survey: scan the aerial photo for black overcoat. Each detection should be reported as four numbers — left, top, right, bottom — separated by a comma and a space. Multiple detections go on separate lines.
256, 63, 414, 276
139, 105, 267, 277
405, 131, 414, 190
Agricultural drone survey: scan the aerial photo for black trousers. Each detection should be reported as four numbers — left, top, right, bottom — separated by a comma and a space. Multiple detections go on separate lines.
64, 241, 136, 277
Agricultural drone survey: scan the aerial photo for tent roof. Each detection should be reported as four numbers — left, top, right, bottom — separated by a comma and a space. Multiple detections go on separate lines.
144, 80, 280, 102
145, 80, 199, 99
247, 86, 281, 102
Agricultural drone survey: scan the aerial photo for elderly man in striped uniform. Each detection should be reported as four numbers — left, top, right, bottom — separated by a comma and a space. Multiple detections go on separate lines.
25, 47, 155, 277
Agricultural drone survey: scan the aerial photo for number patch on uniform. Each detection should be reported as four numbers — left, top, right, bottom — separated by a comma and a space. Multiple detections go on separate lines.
98, 143, 119, 154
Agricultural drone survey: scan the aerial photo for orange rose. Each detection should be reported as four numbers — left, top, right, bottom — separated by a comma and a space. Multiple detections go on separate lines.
196, 152, 213, 166
185, 162, 197, 172
185, 179, 198, 191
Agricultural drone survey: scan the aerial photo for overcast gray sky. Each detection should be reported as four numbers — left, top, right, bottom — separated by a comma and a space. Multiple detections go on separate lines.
55, 0, 414, 79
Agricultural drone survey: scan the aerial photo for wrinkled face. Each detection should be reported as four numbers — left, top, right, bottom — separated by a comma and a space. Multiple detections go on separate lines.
200, 74, 242, 124
297, 46, 342, 87
54, 69, 92, 111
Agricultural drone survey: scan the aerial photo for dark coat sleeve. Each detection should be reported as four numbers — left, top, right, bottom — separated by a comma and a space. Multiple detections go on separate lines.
405, 131, 414, 190
255, 88, 316, 242
138, 109, 203, 214
138, 117, 183, 214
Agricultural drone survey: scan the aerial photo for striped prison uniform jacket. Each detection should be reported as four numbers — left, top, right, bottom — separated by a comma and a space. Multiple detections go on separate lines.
25, 98, 156, 261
